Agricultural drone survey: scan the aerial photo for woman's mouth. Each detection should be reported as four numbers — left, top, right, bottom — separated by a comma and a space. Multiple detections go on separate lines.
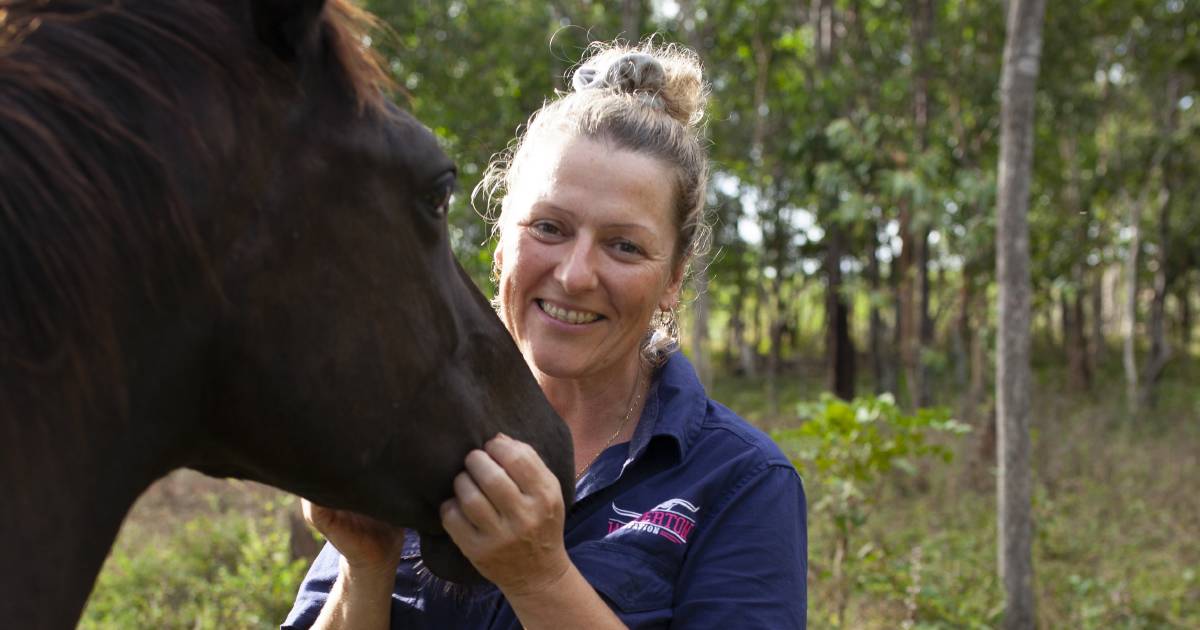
537, 299, 602, 325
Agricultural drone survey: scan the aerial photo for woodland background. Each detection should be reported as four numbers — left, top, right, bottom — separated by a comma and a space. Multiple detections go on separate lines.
81, 1, 1198, 628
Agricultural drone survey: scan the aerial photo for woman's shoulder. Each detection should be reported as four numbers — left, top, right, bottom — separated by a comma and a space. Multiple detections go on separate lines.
694, 398, 795, 474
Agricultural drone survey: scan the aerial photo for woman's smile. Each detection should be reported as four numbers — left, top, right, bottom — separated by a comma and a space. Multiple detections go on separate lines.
536, 299, 604, 326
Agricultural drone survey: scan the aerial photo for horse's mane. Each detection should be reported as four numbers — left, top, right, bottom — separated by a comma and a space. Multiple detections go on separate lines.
0, 1, 390, 379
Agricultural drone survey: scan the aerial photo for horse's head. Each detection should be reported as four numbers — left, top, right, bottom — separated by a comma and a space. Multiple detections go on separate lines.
188, 0, 573, 582
2, 2, 570, 624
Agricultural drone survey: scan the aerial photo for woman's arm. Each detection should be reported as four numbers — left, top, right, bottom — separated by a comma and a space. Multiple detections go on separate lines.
441, 434, 627, 630
309, 556, 396, 630
299, 501, 406, 630
670, 464, 808, 628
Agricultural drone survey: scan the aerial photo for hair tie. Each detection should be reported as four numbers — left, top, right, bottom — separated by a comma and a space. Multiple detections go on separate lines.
572, 51, 667, 109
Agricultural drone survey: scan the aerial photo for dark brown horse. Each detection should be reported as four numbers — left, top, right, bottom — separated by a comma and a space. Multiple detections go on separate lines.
0, 1, 572, 626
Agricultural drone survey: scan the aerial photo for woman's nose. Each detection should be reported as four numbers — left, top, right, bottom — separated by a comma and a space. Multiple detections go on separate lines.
555, 238, 599, 294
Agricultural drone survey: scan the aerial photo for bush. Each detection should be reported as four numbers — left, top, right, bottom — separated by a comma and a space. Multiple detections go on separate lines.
772, 393, 971, 628
80, 497, 311, 629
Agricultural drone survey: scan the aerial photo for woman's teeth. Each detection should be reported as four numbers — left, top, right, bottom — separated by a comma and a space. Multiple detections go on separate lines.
539, 300, 600, 324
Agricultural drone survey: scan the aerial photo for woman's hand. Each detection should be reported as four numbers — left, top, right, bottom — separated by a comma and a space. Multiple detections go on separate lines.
440, 433, 571, 598
301, 499, 407, 575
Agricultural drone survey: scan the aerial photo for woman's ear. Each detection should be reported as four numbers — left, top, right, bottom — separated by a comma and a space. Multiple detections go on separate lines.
660, 260, 688, 311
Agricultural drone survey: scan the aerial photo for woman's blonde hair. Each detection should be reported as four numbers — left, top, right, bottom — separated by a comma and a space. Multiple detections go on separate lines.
476, 39, 712, 364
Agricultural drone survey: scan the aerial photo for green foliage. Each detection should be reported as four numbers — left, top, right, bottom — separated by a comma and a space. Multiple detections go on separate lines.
79, 500, 310, 630
774, 394, 968, 522
772, 394, 970, 628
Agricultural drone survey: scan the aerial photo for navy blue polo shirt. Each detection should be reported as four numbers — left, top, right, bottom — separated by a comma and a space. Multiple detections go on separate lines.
283, 353, 807, 629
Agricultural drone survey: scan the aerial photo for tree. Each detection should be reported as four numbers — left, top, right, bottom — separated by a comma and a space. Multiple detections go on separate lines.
995, 0, 1046, 627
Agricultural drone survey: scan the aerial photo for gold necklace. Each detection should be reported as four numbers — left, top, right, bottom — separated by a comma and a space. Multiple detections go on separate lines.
574, 370, 645, 482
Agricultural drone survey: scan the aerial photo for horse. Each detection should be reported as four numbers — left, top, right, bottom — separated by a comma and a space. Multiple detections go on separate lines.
0, 1, 573, 626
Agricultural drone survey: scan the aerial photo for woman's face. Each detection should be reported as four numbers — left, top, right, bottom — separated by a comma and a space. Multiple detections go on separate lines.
495, 134, 683, 381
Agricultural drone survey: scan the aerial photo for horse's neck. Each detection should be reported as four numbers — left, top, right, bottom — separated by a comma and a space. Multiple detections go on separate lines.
0, 352, 198, 627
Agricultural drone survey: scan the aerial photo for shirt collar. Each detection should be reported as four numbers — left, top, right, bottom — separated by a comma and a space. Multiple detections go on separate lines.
574, 352, 707, 500
627, 351, 706, 463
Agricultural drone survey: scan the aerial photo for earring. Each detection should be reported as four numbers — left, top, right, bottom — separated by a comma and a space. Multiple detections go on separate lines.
652, 306, 679, 344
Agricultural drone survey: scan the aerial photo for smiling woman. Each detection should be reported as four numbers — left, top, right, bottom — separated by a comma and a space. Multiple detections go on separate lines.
495, 135, 682, 381
286, 40, 808, 630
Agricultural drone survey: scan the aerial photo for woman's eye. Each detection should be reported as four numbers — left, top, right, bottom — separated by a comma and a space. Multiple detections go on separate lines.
532, 221, 562, 236
614, 240, 643, 255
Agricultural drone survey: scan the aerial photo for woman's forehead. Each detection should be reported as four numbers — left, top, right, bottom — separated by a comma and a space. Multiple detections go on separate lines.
509, 135, 675, 223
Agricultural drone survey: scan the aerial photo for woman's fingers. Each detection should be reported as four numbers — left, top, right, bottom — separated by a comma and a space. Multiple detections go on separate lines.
453, 466, 502, 528
465, 447, 523, 506
440, 434, 570, 592
485, 433, 559, 501
441, 498, 483, 549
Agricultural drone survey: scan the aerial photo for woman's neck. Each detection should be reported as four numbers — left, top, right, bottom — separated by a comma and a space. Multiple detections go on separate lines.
534, 359, 649, 468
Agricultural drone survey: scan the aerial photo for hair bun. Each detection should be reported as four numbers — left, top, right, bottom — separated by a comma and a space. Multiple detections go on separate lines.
572, 51, 666, 100
569, 43, 706, 127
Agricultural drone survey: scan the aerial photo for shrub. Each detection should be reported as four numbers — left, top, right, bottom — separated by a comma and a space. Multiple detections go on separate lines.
772, 393, 970, 628
80, 498, 311, 629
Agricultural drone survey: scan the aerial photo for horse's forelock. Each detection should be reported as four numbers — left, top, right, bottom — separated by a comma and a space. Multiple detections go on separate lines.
324, 0, 396, 113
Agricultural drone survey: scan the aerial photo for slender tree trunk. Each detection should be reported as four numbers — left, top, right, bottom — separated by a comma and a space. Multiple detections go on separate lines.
899, 0, 933, 409
766, 305, 784, 417
731, 277, 756, 376
1061, 135, 1091, 391
1123, 197, 1143, 414
953, 278, 972, 417
691, 263, 713, 390
1179, 283, 1192, 353
1064, 273, 1091, 391
867, 221, 887, 394
967, 291, 988, 424
918, 229, 933, 404
1089, 265, 1105, 376
996, 1, 1045, 627
1141, 184, 1171, 409
825, 224, 856, 400
898, 201, 920, 408
887, 241, 903, 397
1140, 74, 1181, 409
620, 0, 642, 41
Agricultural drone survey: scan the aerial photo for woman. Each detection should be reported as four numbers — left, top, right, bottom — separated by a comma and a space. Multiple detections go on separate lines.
284, 41, 807, 629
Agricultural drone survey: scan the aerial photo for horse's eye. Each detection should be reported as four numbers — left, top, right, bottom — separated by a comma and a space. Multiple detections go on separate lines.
426, 171, 456, 218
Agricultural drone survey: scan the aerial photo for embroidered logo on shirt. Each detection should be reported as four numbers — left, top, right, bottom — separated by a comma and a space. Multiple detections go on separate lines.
606, 498, 700, 544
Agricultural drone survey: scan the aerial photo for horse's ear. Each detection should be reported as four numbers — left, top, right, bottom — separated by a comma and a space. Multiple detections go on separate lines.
250, 0, 327, 61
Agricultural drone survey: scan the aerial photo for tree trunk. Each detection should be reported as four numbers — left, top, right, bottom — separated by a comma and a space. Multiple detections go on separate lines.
953, 276, 969, 388
1140, 185, 1171, 409
898, 202, 921, 408
1140, 73, 1181, 409
766, 309, 784, 417
967, 291, 988, 424
825, 224, 856, 400
1064, 275, 1091, 392
691, 262, 713, 390
620, 0, 642, 41
918, 228, 934, 404
1060, 135, 1091, 392
867, 221, 887, 394
900, 0, 933, 410
1089, 266, 1105, 376
996, 1, 1045, 627
1180, 283, 1192, 354
1123, 195, 1142, 413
